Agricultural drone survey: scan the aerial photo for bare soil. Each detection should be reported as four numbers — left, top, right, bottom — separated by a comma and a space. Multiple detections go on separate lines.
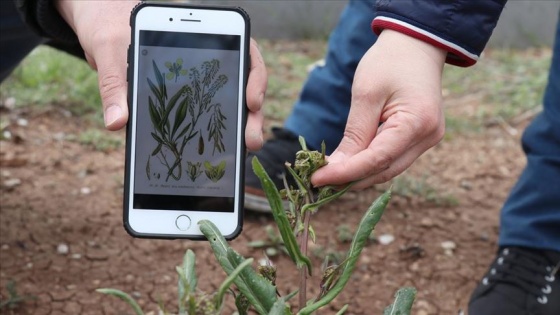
0, 98, 528, 314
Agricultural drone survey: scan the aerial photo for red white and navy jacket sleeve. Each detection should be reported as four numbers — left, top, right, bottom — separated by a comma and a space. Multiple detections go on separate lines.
372, 0, 508, 67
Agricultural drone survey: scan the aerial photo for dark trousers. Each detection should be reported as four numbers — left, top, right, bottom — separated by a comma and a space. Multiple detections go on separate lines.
0, 0, 45, 82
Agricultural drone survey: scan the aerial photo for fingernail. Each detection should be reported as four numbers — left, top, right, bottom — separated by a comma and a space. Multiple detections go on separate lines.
104, 105, 122, 128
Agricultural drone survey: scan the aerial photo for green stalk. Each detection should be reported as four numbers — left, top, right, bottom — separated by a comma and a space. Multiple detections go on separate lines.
252, 157, 312, 275
297, 189, 391, 315
96, 289, 144, 315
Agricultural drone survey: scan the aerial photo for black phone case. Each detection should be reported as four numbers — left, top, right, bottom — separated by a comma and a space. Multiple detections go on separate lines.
123, 1, 250, 240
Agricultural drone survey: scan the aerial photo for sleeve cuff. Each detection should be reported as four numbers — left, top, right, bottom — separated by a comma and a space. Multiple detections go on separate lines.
16, 0, 79, 43
372, 16, 478, 67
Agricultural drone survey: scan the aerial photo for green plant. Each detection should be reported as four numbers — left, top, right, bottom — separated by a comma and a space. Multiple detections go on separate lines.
204, 160, 226, 183
147, 58, 228, 181
0, 280, 36, 310
101, 137, 416, 314
186, 161, 203, 182
76, 129, 123, 152
0, 46, 103, 124
98, 249, 253, 315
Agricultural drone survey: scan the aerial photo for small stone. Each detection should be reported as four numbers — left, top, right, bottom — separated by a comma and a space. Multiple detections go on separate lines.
53, 132, 66, 141
2, 130, 11, 139
460, 179, 473, 190
441, 241, 456, 250
92, 279, 101, 286
4, 97, 16, 109
132, 291, 142, 299
57, 243, 69, 255
125, 274, 135, 282
26, 262, 33, 269
378, 234, 395, 245
1, 244, 9, 250
80, 187, 91, 195
66, 284, 77, 290
409, 261, 420, 272
3, 178, 21, 188
420, 218, 434, 227
16, 118, 28, 127
71, 253, 82, 259
265, 247, 278, 257
0, 170, 11, 177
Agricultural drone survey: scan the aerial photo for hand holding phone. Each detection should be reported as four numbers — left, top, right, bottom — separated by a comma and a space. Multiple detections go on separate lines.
124, 2, 250, 239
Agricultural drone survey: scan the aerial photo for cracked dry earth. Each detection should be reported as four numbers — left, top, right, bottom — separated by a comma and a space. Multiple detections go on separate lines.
0, 105, 526, 314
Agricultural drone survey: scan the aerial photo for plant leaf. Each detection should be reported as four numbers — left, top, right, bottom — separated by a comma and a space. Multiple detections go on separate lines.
151, 142, 162, 156
152, 60, 164, 91
214, 258, 254, 312
298, 189, 392, 315
268, 290, 298, 315
252, 157, 312, 275
301, 183, 354, 215
147, 78, 161, 105
96, 288, 144, 315
172, 97, 189, 138
150, 132, 165, 144
159, 86, 186, 134
199, 220, 278, 315
335, 304, 349, 315
177, 249, 197, 315
174, 122, 192, 142
383, 287, 417, 315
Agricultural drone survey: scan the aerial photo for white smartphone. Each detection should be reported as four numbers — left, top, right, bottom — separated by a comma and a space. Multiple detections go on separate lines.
124, 2, 249, 239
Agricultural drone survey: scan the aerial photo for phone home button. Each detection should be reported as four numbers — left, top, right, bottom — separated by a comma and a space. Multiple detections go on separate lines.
175, 215, 191, 231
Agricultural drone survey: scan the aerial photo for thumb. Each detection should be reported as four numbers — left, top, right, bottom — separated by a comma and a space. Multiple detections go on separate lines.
93, 48, 129, 131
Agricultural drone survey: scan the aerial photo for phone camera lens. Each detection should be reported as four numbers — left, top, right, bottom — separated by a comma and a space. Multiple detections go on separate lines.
189, 13, 192, 16
169, 17, 173, 22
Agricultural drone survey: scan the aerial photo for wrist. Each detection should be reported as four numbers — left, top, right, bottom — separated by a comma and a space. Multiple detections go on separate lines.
377, 29, 446, 69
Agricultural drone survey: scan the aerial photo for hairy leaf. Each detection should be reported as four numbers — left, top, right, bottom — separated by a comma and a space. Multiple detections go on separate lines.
298, 189, 392, 315
383, 287, 416, 315
252, 157, 312, 275
177, 249, 198, 315
199, 220, 278, 315
214, 258, 254, 312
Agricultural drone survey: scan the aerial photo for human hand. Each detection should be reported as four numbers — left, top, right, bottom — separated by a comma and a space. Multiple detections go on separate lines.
311, 30, 447, 189
55, 1, 267, 151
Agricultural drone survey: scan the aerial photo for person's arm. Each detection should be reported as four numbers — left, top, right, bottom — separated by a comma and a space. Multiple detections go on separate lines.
373, 0, 507, 67
311, 0, 507, 189
15, 0, 267, 150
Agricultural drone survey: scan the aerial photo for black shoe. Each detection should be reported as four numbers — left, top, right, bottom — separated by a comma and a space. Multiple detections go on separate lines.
244, 127, 304, 212
468, 246, 560, 315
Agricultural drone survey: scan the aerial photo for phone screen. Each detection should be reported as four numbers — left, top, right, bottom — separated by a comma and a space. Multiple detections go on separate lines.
133, 31, 241, 212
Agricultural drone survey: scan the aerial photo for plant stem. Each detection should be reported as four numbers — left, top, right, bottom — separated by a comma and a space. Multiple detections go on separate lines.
298, 196, 312, 309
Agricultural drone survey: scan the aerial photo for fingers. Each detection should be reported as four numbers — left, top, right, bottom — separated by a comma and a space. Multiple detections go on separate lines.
245, 109, 264, 151
244, 38, 267, 151
56, 1, 136, 131
312, 108, 445, 188
246, 38, 267, 113
92, 35, 129, 131
325, 57, 385, 165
